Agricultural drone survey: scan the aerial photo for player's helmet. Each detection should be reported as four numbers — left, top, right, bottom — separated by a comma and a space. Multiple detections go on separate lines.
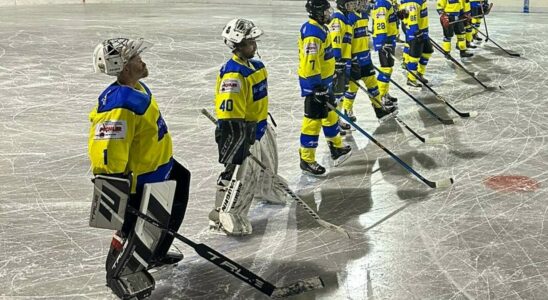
93, 38, 153, 76
356, 0, 368, 11
336, 0, 358, 12
222, 18, 263, 50
306, 0, 332, 24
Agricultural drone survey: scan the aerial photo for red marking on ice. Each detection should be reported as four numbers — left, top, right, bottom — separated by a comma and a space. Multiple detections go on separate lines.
484, 175, 539, 192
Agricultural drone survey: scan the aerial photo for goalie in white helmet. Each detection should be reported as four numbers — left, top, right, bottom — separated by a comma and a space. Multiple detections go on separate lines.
90, 38, 191, 299
209, 19, 288, 236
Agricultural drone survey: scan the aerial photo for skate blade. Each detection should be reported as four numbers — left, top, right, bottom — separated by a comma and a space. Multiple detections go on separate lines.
333, 150, 352, 167
301, 170, 328, 177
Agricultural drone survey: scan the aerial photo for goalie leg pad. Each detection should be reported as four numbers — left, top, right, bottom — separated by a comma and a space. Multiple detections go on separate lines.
216, 144, 260, 235
106, 181, 177, 298
153, 159, 191, 260
254, 125, 288, 205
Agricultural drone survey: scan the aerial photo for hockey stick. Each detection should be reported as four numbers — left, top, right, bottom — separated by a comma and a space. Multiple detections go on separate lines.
480, 1, 490, 42
427, 37, 499, 90
391, 51, 479, 118
447, 15, 485, 25
201, 108, 350, 238
373, 65, 457, 125
352, 80, 444, 144
125, 206, 323, 298
326, 103, 453, 188
476, 28, 521, 57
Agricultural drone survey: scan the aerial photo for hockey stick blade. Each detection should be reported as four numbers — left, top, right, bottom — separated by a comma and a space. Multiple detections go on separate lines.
317, 219, 351, 238
435, 95, 477, 118
276, 181, 350, 238
271, 277, 325, 298
434, 178, 454, 188
201, 108, 350, 238
328, 103, 450, 189
425, 137, 445, 144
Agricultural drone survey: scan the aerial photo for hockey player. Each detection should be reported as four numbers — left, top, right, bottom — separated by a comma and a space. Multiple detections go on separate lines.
90, 38, 191, 299
462, 0, 476, 49
400, 0, 434, 87
208, 19, 288, 235
437, 0, 473, 58
341, 0, 399, 122
329, 0, 355, 104
298, 0, 352, 176
470, 0, 491, 41
372, 0, 400, 105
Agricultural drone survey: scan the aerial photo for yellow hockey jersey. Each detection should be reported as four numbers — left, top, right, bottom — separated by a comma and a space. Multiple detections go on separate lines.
329, 10, 353, 61
298, 18, 335, 96
372, 0, 399, 50
88, 81, 173, 193
215, 55, 269, 140
437, 0, 463, 16
401, 0, 429, 40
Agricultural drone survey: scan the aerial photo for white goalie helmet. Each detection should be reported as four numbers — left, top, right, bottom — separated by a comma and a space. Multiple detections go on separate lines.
222, 18, 263, 50
93, 38, 153, 76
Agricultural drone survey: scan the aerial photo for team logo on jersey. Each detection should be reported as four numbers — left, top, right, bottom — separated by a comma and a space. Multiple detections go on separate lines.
157, 114, 168, 141
330, 22, 341, 32
304, 42, 318, 55
408, 6, 416, 12
252, 79, 268, 101
220, 79, 241, 93
94, 121, 126, 140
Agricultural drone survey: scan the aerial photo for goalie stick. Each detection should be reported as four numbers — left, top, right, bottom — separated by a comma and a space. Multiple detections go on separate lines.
353, 80, 444, 144
201, 108, 350, 238
325, 103, 453, 189
124, 205, 324, 298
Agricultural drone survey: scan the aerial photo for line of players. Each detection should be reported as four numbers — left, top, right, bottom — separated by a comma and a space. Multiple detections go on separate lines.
89, 0, 495, 298
209, 0, 492, 236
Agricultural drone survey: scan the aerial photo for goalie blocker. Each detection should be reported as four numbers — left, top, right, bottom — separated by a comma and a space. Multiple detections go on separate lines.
89, 160, 191, 300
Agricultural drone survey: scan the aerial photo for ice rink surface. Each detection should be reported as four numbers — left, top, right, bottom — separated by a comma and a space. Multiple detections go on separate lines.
0, 3, 547, 300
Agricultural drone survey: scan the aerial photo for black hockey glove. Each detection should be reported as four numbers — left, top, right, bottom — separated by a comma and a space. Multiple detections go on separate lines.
312, 86, 330, 105
215, 119, 256, 165
397, 9, 409, 20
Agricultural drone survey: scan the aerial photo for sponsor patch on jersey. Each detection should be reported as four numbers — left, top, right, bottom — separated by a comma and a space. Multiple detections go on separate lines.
304, 42, 319, 55
330, 22, 341, 32
220, 79, 241, 93
376, 11, 386, 18
408, 6, 416, 12
94, 121, 126, 140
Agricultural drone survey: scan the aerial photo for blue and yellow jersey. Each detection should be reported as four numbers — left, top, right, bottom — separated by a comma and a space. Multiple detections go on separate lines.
372, 0, 399, 50
470, 0, 482, 9
461, 0, 471, 14
419, 0, 430, 34
88, 81, 173, 193
298, 19, 335, 96
329, 10, 353, 61
215, 55, 269, 140
348, 10, 372, 66
401, 0, 429, 39
437, 0, 463, 16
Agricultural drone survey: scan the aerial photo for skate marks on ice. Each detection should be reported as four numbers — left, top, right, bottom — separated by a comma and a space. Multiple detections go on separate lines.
0, 4, 547, 300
